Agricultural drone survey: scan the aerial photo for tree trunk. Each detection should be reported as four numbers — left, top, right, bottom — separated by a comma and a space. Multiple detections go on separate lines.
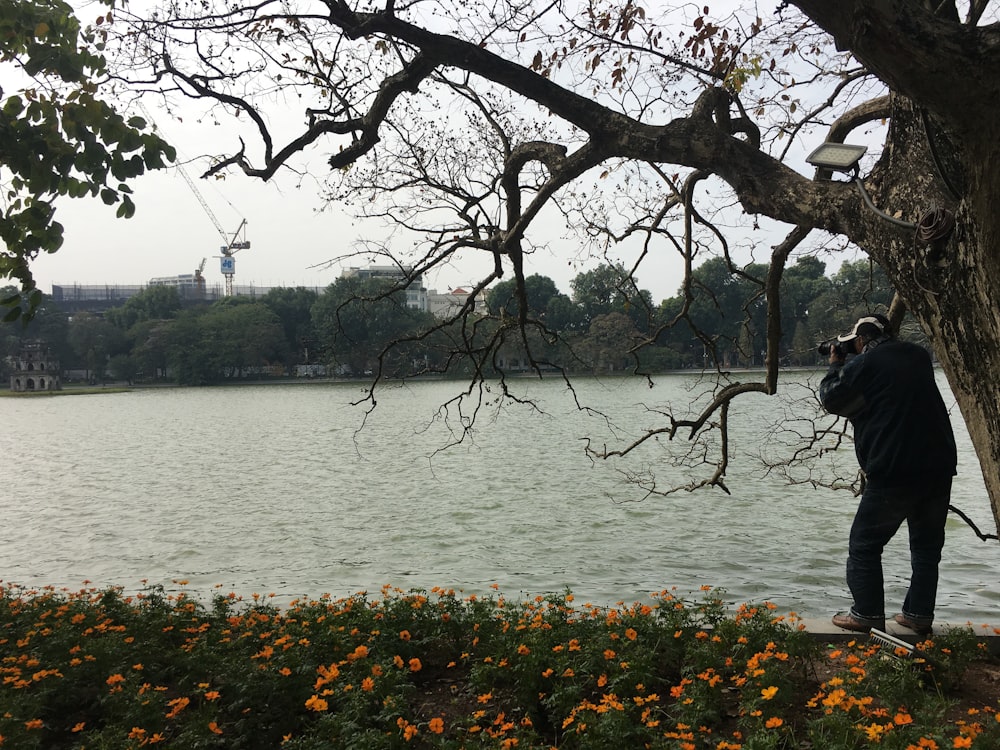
867, 101, 1000, 539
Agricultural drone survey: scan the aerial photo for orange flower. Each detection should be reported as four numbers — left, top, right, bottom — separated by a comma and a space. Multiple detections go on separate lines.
361, 677, 375, 692
408, 658, 422, 672
71, 722, 85, 733
305, 695, 329, 712
208, 721, 223, 735
953, 737, 972, 748
428, 717, 445, 734
106, 673, 125, 686
24, 719, 43, 731
204, 690, 221, 701
761, 686, 778, 700
165, 697, 190, 719
625, 628, 638, 641
765, 716, 783, 728
399, 630, 411, 641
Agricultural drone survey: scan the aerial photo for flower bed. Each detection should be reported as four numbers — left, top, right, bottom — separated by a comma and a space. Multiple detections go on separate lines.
1, 582, 997, 748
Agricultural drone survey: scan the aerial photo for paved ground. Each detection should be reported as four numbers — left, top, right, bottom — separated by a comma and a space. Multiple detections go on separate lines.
799, 617, 1000, 655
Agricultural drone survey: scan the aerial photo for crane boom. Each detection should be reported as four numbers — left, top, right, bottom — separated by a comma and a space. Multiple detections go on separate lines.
136, 102, 250, 296
173, 160, 231, 246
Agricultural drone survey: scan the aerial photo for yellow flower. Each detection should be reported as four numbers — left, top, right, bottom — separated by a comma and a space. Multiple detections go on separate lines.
761, 686, 779, 700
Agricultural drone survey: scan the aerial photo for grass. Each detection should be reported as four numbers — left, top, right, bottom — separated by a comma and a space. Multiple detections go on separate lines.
1, 581, 997, 749
0, 387, 130, 397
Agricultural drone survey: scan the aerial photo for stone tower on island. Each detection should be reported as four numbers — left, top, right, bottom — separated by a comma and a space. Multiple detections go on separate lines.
9, 340, 61, 392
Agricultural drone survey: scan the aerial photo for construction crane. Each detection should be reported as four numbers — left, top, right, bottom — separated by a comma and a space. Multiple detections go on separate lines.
173, 163, 250, 297
137, 103, 250, 297
194, 257, 207, 297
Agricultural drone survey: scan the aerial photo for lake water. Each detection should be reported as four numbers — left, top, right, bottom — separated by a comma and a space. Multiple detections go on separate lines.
3, 372, 998, 624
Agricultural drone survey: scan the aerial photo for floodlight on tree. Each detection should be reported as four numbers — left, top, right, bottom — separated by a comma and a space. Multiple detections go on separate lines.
806, 143, 869, 175
807, 142, 918, 231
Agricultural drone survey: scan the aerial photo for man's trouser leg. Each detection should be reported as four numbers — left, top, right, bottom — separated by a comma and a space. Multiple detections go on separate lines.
846, 487, 905, 622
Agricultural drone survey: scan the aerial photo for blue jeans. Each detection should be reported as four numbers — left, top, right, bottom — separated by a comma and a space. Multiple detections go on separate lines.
846, 478, 952, 624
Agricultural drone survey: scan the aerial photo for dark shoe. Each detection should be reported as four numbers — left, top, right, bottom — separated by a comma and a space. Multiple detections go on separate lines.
894, 613, 933, 636
832, 611, 884, 633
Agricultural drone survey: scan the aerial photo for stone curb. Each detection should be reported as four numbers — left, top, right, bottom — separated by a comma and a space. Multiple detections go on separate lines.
797, 617, 1000, 655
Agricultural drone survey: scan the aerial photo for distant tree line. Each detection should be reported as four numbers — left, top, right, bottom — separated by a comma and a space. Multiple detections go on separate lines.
1, 257, 903, 386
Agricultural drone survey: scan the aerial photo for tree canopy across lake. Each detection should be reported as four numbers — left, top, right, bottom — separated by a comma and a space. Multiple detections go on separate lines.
2, 255, 896, 385
3, 0, 1000, 537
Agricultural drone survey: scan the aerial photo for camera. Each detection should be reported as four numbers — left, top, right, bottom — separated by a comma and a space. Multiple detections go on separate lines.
817, 340, 851, 359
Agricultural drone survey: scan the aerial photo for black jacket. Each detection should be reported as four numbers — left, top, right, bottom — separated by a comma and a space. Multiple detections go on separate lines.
819, 338, 957, 489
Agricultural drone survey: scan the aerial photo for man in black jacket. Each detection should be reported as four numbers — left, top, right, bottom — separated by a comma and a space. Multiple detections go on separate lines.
820, 314, 957, 635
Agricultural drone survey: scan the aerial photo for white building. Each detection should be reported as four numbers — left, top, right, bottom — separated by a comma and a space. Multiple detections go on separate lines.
427, 287, 488, 318
341, 265, 428, 311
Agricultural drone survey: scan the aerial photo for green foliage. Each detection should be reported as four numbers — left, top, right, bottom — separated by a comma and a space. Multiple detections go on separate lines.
162, 301, 287, 384
311, 276, 437, 377
105, 285, 183, 330
486, 274, 560, 320
1, 583, 994, 749
0, 0, 175, 321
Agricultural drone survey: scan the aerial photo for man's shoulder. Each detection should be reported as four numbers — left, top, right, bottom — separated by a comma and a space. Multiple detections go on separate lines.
873, 338, 929, 356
